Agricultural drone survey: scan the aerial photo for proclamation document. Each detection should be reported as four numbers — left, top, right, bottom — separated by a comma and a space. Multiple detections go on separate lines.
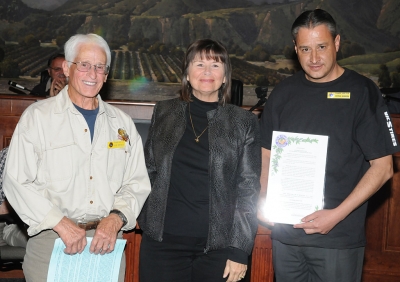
47, 237, 126, 282
264, 131, 329, 225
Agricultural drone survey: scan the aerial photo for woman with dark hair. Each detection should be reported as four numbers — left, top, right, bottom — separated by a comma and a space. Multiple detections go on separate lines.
138, 39, 261, 282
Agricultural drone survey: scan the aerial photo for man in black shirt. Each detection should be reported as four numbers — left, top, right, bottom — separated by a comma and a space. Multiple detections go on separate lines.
259, 9, 399, 282
31, 53, 66, 97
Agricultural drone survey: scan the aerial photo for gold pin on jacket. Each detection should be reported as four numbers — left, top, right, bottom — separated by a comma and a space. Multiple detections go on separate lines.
118, 128, 130, 145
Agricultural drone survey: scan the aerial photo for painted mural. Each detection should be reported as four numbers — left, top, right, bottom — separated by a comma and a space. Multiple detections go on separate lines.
0, 0, 399, 105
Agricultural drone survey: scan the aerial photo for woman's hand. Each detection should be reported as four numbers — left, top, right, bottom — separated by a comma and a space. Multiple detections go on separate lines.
223, 259, 247, 281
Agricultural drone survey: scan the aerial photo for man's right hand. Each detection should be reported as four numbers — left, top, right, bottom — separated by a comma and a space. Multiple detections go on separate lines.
53, 217, 86, 255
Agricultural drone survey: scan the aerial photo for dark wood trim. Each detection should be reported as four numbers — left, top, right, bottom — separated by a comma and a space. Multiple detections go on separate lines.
1, 94, 400, 281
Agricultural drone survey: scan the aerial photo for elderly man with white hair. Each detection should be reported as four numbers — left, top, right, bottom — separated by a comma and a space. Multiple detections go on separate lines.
3, 33, 151, 281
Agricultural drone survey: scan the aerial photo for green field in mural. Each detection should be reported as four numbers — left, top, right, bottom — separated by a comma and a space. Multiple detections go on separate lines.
0, 0, 399, 101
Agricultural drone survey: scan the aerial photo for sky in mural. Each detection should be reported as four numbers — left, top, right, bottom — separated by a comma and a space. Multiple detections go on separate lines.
21, 0, 69, 11
21, 0, 300, 11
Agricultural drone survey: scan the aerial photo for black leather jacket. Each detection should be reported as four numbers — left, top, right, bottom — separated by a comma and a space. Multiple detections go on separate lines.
138, 98, 261, 255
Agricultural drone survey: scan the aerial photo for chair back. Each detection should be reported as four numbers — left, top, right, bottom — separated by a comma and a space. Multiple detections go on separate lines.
231, 79, 243, 106
381, 88, 400, 114
40, 70, 50, 84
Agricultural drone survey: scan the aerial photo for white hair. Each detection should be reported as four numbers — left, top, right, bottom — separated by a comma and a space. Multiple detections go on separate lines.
64, 33, 111, 66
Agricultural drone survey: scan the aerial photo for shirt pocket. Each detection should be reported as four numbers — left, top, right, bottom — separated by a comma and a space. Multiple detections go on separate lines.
107, 145, 132, 192
43, 142, 75, 183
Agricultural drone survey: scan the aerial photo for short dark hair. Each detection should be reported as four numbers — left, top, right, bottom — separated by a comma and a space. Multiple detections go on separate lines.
291, 9, 337, 41
47, 53, 65, 67
180, 39, 231, 105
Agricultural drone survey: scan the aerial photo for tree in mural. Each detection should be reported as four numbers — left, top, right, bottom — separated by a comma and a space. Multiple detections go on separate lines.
18, 34, 40, 48
0, 47, 4, 76
255, 75, 269, 87
338, 40, 366, 59
283, 45, 296, 60
0, 48, 4, 63
244, 44, 272, 62
378, 64, 391, 88
56, 36, 67, 48
1, 57, 21, 78
391, 65, 400, 88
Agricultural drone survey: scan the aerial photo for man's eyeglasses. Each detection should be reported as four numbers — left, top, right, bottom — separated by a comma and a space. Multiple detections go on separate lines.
68, 61, 109, 74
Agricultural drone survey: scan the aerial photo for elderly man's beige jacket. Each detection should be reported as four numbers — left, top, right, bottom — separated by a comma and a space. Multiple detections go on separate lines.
3, 86, 151, 236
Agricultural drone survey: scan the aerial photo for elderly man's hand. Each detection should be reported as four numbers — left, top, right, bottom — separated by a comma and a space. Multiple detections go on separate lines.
53, 216, 87, 255
90, 214, 123, 255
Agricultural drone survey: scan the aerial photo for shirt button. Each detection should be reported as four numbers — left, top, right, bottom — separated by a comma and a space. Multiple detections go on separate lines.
90, 201, 93, 204
84, 129, 88, 132
90, 176, 93, 180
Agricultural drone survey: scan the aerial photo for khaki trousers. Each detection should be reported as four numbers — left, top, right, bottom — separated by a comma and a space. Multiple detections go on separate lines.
23, 229, 125, 282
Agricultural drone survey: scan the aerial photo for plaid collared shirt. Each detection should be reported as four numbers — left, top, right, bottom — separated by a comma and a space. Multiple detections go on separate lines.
0, 147, 9, 205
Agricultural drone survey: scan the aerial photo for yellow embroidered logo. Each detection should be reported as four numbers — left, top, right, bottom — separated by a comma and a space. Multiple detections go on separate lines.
108, 140, 126, 149
327, 92, 350, 99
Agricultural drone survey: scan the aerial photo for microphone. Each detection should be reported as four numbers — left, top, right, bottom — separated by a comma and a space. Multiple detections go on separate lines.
249, 86, 268, 112
382, 93, 400, 102
8, 80, 33, 92
255, 86, 268, 99
381, 88, 400, 102
8, 80, 32, 92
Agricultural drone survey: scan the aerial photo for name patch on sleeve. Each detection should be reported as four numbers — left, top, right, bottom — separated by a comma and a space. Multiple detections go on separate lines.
384, 111, 398, 146
327, 92, 350, 99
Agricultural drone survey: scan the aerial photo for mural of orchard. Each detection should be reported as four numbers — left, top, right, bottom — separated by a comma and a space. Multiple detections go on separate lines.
0, 0, 399, 105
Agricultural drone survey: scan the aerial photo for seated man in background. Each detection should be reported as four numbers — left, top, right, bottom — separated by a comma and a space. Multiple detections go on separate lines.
31, 53, 67, 97
0, 147, 28, 249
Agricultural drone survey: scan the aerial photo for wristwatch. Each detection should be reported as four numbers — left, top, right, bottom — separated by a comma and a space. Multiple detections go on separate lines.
109, 209, 128, 227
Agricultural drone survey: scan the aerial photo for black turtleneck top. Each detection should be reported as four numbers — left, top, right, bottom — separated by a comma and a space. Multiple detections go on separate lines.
163, 95, 218, 239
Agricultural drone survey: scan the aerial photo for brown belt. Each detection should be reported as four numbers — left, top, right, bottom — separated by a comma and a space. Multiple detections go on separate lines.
77, 219, 100, 231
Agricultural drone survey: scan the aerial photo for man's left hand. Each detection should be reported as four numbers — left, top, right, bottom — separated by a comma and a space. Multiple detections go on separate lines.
293, 209, 342, 234
90, 214, 123, 255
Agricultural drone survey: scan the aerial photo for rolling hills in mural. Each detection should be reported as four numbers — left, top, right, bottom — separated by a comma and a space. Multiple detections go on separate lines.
0, 0, 399, 95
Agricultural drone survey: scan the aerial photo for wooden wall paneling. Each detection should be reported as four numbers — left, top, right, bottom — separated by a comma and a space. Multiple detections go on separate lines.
0, 269, 25, 278
0, 95, 42, 150
385, 158, 400, 253
363, 170, 400, 280
123, 223, 144, 282
3, 96, 400, 282
250, 225, 274, 282
362, 114, 400, 281
0, 96, 41, 116
0, 116, 21, 149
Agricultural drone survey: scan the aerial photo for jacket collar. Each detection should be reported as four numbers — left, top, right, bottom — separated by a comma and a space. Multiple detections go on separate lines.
180, 98, 222, 120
